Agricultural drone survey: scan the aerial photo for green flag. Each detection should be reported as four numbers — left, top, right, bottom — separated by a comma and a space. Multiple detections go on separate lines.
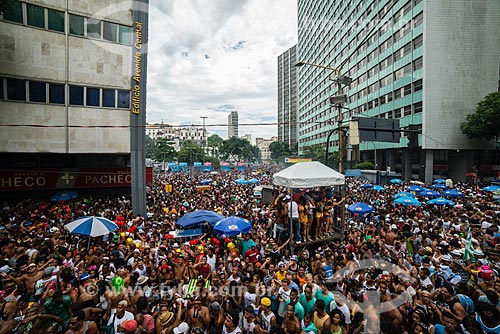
463, 227, 474, 261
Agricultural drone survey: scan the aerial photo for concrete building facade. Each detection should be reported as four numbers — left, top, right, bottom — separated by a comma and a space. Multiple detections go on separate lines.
277, 44, 299, 154
228, 110, 238, 138
256, 136, 278, 162
297, 0, 500, 182
0, 0, 141, 196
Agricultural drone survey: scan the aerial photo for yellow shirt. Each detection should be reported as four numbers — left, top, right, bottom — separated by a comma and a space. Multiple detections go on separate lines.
275, 270, 286, 281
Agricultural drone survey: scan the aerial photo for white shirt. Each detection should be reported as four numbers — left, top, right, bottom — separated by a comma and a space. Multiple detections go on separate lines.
287, 201, 299, 219
107, 310, 134, 334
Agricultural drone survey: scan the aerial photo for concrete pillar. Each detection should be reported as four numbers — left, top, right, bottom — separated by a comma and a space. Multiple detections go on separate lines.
386, 150, 397, 172
404, 150, 412, 181
425, 150, 434, 185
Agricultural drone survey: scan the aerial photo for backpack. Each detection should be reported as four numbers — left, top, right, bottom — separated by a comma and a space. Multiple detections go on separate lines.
457, 294, 475, 315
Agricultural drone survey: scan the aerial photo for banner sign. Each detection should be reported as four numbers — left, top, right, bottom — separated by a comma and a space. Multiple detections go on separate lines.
0, 167, 153, 191
285, 158, 312, 163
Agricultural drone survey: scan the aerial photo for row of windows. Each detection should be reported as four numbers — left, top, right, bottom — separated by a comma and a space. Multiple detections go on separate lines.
1, 1, 133, 45
299, 76, 422, 129
0, 78, 131, 109
300, 55, 422, 118
300, 18, 423, 107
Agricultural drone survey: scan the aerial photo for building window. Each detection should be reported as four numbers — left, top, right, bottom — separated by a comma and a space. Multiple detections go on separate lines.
86, 87, 100, 106
87, 18, 101, 39
117, 90, 130, 109
413, 34, 423, 49
413, 13, 423, 28
413, 57, 423, 71
27, 3, 45, 28
414, 102, 423, 114
404, 84, 412, 96
395, 88, 402, 99
49, 83, 65, 104
413, 79, 423, 92
395, 108, 402, 118
29, 81, 46, 102
69, 14, 85, 36
103, 21, 117, 42
404, 105, 412, 116
70, 85, 84, 105
0, 78, 3, 99
3, 0, 23, 24
7, 78, 26, 101
48, 9, 65, 32
102, 89, 115, 107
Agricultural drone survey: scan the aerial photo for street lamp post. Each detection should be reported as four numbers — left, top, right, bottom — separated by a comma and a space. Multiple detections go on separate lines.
296, 61, 351, 243
295, 61, 350, 173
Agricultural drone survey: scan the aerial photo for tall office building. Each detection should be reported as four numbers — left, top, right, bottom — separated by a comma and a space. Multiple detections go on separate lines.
277, 44, 299, 154
228, 110, 238, 138
0, 0, 149, 198
297, 0, 500, 181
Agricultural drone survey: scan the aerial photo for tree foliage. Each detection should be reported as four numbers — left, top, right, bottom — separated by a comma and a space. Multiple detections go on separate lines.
301, 144, 325, 161
353, 161, 375, 169
176, 141, 204, 163
219, 137, 259, 162
269, 141, 290, 161
461, 92, 500, 141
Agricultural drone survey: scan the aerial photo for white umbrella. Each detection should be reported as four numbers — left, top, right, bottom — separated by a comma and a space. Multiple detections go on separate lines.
65, 216, 118, 237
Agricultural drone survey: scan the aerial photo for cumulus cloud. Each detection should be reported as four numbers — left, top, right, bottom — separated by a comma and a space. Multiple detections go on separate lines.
146, 0, 297, 142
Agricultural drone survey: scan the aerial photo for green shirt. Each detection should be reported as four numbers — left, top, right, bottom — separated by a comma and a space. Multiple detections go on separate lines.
43, 295, 71, 326
299, 293, 316, 315
314, 289, 334, 314
283, 298, 305, 322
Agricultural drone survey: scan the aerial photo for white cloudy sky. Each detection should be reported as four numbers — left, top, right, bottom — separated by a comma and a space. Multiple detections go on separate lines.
146, 0, 297, 143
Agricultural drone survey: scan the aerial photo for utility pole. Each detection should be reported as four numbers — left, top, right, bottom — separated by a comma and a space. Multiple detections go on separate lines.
200, 116, 207, 164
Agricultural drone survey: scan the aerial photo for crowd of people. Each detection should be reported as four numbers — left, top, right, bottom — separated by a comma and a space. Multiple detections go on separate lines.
0, 167, 499, 334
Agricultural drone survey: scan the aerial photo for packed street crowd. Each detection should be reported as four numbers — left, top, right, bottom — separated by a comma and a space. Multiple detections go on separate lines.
0, 167, 499, 334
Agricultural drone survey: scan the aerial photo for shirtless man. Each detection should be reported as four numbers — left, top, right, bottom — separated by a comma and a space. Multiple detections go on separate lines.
186, 297, 210, 332
0, 303, 62, 334
384, 224, 398, 250
2, 262, 45, 295
65, 311, 98, 334
174, 256, 187, 285
282, 304, 301, 334
103, 275, 128, 321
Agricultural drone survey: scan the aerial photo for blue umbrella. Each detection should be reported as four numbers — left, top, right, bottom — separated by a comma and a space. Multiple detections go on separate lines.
427, 198, 456, 206
214, 216, 252, 236
394, 197, 421, 206
199, 179, 212, 185
64, 216, 118, 237
359, 183, 373, 189
393, 192, 416, 199
372, 185, 385, 191
434, 179, 446, 184
407, 185, 425, 192
347, 203, 374, 214
443, 189, 464, 197
432, 184, 448, 190
176, 210, 225, 228
483, 186, 500, 192
419, 190, 441, 198
390, 178, 403, 184
51, 191, 78, 202
248, 178, 260, 184
235, 179, 249, 185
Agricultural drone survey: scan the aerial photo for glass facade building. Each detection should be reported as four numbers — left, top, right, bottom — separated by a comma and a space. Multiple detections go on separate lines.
277, 45, 299, 154
297, 0, 500, 182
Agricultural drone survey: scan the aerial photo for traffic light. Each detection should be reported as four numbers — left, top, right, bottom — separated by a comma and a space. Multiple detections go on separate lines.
406, 125, 419, 149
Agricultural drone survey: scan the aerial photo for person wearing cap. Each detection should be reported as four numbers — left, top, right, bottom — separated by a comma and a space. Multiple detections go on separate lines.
242, 305, 257, 334
258, 297, 276, 333
3, 260, 47, 296
119, 319, 138, 334
209, 301, 226, 333
173, 321, 189, 334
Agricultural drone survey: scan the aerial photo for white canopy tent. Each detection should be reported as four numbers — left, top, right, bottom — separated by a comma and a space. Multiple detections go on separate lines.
273, 161, 345, 188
